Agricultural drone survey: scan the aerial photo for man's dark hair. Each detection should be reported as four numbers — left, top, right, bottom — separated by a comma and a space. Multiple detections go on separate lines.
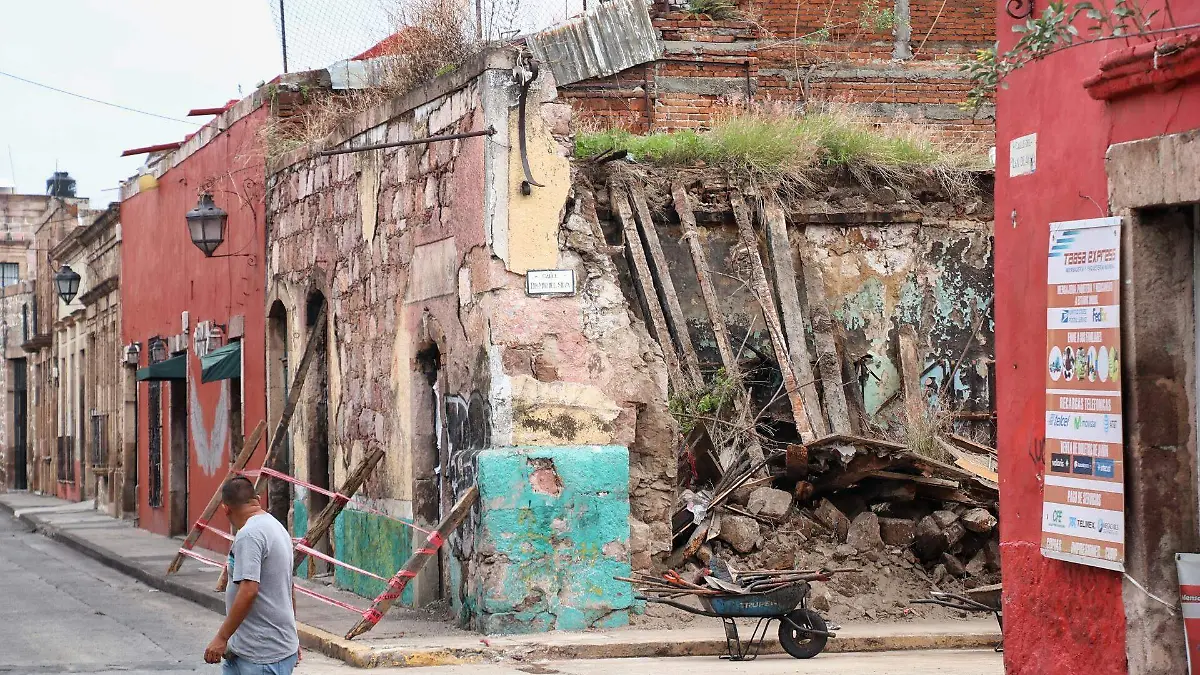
221, 476, 257, 507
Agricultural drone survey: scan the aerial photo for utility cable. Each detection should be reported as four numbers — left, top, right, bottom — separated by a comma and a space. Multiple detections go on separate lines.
0, 69, 193, 125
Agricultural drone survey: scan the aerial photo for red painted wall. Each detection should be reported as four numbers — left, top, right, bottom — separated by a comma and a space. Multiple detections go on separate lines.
994, 3, 1200, 673
120, 107, 269, 553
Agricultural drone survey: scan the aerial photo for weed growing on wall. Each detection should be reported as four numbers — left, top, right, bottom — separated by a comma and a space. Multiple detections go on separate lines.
577, 103, 988, 196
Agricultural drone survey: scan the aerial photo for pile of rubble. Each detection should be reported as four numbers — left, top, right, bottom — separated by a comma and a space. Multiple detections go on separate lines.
657, 434, 1000, 624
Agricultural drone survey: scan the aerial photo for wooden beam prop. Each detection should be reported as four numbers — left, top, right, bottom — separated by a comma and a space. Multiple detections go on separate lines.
216, 305, 328, 591
345, 485, 480, 640
672, 181, 739, 379
730, 190, 815, 442
610, 181, 685, 390
799, 242, 853, 434
165, 420, 267, 575
762, 199, 827, 438
291, 447, 385, 573
629, 181, 704, 389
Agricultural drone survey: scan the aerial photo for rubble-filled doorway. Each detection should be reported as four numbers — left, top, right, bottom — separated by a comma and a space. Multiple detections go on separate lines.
414, 340, 444, 606
267, 301, 292, 527
305, 292, 333, 576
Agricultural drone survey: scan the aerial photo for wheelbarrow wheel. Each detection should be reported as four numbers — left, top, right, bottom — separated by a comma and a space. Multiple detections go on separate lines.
778, 609, 828, 659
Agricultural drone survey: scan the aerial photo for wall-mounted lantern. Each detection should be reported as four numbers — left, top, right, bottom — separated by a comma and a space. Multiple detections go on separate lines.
54, 264, 81, 304
185, 193, 228, 257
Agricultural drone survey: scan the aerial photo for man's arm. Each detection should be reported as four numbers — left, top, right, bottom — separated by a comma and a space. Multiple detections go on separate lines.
204, 581, 260, 663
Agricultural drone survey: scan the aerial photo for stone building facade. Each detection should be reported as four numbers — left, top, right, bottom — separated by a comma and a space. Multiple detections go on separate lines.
52, 204, 123, 515
265, 49, 673, 632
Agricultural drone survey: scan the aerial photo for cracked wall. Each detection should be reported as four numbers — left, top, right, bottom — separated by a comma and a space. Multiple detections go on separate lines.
265, 51, 673, 630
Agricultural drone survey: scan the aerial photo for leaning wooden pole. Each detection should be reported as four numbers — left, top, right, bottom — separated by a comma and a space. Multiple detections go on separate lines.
345, 485, 480, 640
611, 180, 685, 390
762, 199, 828, 438
672, 180, 740, 380
165, 420, 267, 575
730, 190, 816, 442
216, 304, 328, 591
629, 181, 704, 389
291, 447, 385, 573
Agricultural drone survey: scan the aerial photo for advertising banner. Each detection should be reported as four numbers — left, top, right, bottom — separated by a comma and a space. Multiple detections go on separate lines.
1178, 553, 1200, 673
1041, 216, 1125, 571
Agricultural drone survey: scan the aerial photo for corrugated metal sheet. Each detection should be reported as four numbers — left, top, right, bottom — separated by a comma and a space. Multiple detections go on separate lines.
526, 0, 661, 86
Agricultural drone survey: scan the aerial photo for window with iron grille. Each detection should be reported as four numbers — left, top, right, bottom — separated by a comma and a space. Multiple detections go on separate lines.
0, 262, 18, 288
147, 337, 165, 508
56, 437, 66, 481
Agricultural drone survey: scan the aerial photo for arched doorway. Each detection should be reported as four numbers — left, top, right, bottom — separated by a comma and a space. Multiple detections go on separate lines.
266, 300, 291, 527
305, 292, 332, 576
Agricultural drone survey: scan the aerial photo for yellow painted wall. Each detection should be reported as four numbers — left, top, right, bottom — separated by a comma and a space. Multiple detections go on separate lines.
505, 109, 569, 274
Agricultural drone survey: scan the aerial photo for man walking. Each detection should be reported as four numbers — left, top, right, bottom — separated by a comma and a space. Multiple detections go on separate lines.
204, 476, 300, 674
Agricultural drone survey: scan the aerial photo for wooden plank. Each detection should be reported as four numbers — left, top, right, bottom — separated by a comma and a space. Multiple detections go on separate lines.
799, 241, 853, 434
762, 199, 827, 438
611, 181, 684, 390
866, 469, 961, 489
165, 420, 267, 575
730, 190, 815, 442
947, 433, 998, 457
671, 181, 739, 379
629, 181, 704, 389
216, 304, 328, 591
292, 447, 386, 572
345, 485, 480, 639
898, 325, 922, 404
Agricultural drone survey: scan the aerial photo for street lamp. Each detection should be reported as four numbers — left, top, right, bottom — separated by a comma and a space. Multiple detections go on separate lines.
185, 193, 228, 257
54, 264, 81, 304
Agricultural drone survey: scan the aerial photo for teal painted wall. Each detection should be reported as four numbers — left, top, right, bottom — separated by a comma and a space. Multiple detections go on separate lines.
472, 445, 632, 634
292, 498, 415, 606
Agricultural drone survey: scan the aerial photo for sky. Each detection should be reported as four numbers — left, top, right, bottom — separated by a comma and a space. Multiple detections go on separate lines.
0, 0, 390, 203
0, 0, 582, 203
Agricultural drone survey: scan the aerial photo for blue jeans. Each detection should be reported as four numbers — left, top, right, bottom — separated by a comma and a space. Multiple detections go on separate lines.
222, 652, 298, 675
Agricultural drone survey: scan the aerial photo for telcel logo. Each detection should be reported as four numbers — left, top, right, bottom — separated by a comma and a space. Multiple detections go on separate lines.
1049, 413, 1071, 427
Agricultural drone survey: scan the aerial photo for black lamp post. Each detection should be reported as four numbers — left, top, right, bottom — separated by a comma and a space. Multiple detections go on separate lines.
185, 193, 228, 257
54, 264, 81, 304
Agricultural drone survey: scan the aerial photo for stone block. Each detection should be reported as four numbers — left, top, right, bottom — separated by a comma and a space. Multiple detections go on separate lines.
878, 517, 916, 547
961, 508, 998, 533
747, 487, 793, 521
847, 512, 885, 552
716, 514, 761, 554
814, 498, 851, 542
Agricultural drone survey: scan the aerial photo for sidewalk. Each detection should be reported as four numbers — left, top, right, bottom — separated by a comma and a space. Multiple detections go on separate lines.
0, 491, 1002, 668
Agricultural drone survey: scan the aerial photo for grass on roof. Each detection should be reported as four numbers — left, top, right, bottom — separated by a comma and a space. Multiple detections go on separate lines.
576, 105, 990, 195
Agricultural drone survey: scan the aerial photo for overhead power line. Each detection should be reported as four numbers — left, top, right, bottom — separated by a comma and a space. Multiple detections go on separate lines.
0, 69, 194, 125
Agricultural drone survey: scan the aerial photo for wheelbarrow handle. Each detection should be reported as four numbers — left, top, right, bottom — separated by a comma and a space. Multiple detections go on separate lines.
634, 595, 725, 618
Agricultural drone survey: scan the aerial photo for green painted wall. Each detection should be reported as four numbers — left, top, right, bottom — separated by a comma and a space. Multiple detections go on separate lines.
292, 498, 415, 606
471, 445, 632, 634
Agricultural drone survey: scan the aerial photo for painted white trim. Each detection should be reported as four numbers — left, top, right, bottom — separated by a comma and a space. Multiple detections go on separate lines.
1042, 548, 1124, 572
1045, 475, 1124, 493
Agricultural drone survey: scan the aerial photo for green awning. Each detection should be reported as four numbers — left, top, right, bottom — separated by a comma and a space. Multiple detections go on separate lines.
201, 341, 242, 383
136, 355, 187, 382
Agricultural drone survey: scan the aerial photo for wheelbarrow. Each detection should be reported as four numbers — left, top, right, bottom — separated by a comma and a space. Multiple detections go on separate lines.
636, 581, 834, 661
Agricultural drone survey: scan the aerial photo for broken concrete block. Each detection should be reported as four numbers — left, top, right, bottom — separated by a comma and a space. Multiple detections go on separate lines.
833, 544, 858, 560
847, 512, 885, 552
809, 583, 832, 611
984, 538, 1002, 572
965, 550, 987, 577
747, 487, 793, 521
932, 510, 960, 529
814, 498, 851, 542
961, 508, 998, 533
879, 517, 917, 547
941, 552, 968, 578
915, 515, 947, 561
717, 514, 762, 554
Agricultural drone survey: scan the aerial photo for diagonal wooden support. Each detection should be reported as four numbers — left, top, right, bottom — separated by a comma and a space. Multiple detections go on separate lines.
345, 485, 479, 640
216, 305, 328, 591
731, 190, 816, 442
291, 447, 386, 573
166, 420, 267, 575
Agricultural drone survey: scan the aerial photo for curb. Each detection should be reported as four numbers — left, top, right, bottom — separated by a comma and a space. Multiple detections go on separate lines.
2, 500, 1003, 668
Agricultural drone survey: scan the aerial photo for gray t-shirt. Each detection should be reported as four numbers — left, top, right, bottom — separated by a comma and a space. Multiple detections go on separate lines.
225, 513, 299, 664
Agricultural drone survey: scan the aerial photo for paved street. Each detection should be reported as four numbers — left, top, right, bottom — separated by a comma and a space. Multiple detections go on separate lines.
0, 510, 1002, 674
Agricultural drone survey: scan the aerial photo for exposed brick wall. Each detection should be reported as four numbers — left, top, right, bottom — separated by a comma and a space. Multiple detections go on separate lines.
556, 0, 995, 140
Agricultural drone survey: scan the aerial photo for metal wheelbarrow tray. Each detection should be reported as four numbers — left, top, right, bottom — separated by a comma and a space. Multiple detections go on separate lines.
637, 581, 835, 661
